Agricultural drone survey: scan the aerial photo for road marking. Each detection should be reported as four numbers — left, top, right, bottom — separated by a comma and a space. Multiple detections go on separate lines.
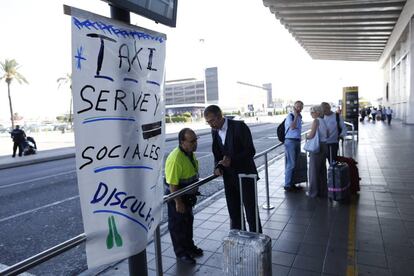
0, 195, 79, 223
0, 170, 76, 189
346, 200, 358, 276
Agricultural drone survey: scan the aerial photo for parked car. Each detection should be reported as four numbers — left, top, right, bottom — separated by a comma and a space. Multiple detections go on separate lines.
54, 123, 70, 132
39, 123, 54, 131
0, 125, 9, 133
24, 124, 40, 133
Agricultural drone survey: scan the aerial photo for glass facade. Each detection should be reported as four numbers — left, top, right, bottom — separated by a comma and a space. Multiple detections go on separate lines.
164, 80, 205, 105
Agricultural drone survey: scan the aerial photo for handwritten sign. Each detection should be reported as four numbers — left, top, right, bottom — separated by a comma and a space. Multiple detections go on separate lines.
68, 7, 166, 268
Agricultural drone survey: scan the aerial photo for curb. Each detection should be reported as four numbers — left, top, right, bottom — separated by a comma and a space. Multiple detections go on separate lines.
0, 151, 76, 170
0, 123, 269, 170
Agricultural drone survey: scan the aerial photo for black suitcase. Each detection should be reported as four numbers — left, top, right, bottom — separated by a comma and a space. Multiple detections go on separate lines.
292, 152, 308, 185
327, 147, 350, 201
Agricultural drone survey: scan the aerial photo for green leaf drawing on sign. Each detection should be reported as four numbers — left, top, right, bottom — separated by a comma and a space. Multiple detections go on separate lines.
111, 216, 123, 247
106, 216, 114, 249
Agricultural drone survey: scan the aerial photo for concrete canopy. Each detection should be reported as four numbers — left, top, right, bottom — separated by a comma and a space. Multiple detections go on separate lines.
263, 0, 407, 61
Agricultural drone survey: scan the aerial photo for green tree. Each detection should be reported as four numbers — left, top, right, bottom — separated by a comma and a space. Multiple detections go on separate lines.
0, 59, 28, 128
57, 73, 73, 128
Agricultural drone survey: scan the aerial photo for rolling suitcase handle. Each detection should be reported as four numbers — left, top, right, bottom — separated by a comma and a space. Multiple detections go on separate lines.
238, 173, 259, 234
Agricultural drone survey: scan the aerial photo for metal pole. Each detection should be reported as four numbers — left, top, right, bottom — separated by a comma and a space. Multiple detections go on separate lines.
351, 128, 355, 156
262, 153, 274, 210
110, 4, 130, 22
350, 124, 355, 157
154, 225, 163, 276
238, 174, 246, 231
109, 5, 147, 276
0, 234, 86, 276
253, 174, 259, 233
128, 252, 147, 276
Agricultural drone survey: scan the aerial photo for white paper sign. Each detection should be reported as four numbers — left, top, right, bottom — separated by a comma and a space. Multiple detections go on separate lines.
69, 7, 165, 268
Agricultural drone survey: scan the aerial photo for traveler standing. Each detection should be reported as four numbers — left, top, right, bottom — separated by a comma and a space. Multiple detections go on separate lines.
204, 105, 262, 233
306, 105, 328, 198
376, 107, 383, 122
321, 102, 346, 163
360, 108, 366, 122
366, 107, 372, 121
371, 107, 377, 122
283, 101, 304, 192
10, 125, 26, 157
386, 107, 393, 125
165, 128, 203, 265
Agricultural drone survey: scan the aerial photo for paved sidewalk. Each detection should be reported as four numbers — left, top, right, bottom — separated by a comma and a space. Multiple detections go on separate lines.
81, 120, 414, 276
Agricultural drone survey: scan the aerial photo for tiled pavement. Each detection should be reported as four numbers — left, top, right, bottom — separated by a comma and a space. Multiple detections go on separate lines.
94, 120, 414, 276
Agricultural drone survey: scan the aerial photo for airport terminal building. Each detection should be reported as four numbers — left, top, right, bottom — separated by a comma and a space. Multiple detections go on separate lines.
165, 67, 272, 116
379, 1, 414, 124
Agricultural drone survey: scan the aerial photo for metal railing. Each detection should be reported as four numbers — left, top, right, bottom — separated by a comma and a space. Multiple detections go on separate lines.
0, 125, 356, 276
344, 121, 356, 156
0, 234, 86, 276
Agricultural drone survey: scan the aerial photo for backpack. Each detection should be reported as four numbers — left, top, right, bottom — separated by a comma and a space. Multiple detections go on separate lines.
277, 113, 294, 143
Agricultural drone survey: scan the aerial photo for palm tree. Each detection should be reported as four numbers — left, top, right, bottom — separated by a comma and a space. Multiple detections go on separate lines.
57, 73, 73, 128
0, 59, 28, 129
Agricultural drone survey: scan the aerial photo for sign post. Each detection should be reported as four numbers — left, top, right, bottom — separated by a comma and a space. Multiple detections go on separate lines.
108, 6, 148, 276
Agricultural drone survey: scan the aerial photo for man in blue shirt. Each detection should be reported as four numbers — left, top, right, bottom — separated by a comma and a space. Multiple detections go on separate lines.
284, 101, 304, 191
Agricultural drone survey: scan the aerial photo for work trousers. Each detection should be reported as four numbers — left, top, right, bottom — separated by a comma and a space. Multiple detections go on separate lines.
387, 115, 392, 125
167, 199, 195, 257
223, 172, 262, 233
12, 142, 23, 157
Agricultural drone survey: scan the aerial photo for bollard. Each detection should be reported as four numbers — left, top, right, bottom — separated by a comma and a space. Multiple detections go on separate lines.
262, 153, 274, 210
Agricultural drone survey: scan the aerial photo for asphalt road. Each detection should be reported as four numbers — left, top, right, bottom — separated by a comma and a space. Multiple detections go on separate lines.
0, 122, 310, 275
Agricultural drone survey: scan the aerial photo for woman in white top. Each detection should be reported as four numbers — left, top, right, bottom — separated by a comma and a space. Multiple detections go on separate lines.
306, 105, 328, 198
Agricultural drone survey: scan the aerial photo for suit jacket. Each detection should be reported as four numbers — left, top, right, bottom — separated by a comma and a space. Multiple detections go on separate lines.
212, 119, 257, 175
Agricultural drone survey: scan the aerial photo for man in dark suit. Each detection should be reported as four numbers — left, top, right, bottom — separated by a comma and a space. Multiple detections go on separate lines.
204, 105, 262, 233
10, 125, 26, 157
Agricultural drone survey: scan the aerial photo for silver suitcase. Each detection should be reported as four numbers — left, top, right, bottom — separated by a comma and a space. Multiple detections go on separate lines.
223, 174, 272, 276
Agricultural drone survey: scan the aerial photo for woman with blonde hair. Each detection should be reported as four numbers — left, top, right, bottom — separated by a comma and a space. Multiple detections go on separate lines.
306, 105, 328, 198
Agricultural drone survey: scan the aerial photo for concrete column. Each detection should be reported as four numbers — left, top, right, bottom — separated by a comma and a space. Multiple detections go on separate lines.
408, 17, 414, 124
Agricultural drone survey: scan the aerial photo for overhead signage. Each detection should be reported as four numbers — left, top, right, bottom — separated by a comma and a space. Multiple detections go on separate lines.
103, 0, 178, 27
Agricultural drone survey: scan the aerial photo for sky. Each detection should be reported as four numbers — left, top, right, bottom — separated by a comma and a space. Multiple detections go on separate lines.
0, 0, 382, 124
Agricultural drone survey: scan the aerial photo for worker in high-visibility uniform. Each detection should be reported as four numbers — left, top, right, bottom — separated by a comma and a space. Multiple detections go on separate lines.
165, 128, 203, 265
